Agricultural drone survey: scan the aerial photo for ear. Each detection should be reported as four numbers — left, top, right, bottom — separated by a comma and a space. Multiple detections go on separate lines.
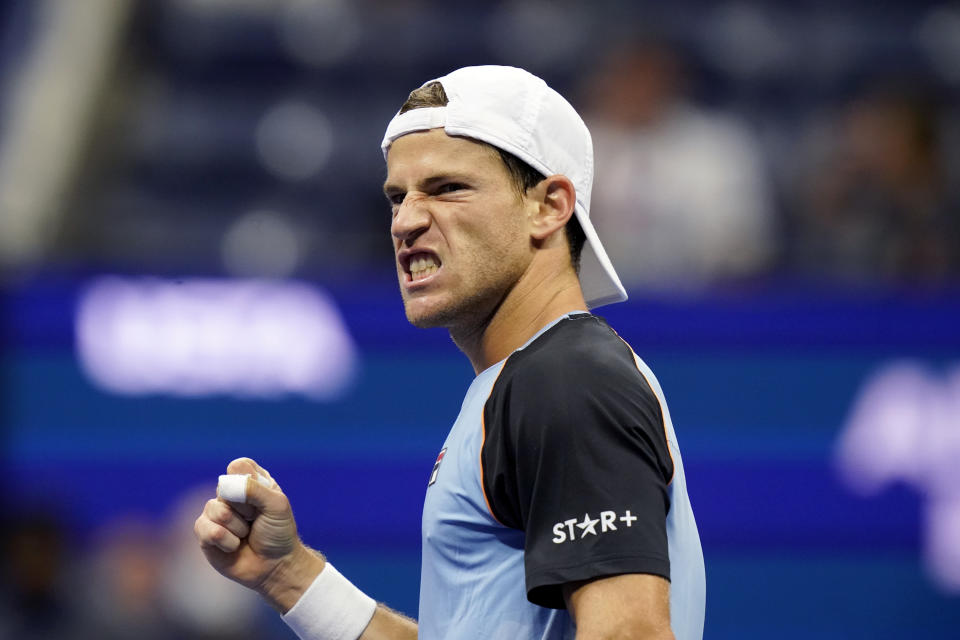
529, 175, 576, 241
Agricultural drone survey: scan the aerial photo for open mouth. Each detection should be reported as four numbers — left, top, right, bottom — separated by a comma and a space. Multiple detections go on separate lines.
404, 252, 442, 282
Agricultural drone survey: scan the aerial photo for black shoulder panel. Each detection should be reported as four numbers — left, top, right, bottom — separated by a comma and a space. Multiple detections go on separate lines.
480, 314, 674, 609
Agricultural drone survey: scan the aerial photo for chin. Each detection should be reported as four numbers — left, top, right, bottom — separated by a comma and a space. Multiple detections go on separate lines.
402, 298, 451, 329
407, 315, 443, 329
404, 307, 462, 330
400, 280, 504, 332
403, 292, 483, 330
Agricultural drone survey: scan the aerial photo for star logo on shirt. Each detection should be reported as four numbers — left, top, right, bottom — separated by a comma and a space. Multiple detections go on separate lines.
576, 513, 599, 538
551, 509, 641, 544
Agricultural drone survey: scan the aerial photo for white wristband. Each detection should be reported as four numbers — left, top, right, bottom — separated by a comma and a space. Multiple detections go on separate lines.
281, 562, 377, 640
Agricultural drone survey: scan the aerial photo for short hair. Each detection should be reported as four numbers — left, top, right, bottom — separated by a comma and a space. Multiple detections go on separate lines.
398, 82, 586, 273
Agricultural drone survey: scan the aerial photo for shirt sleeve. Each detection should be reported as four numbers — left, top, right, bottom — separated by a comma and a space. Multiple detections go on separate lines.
480, 318, 674, 609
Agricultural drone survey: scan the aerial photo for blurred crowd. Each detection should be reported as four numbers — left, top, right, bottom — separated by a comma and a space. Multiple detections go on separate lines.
0, 489, 291, 640
586, 38, 960, 291
1, 3, 959, 638
585, 40, 777, 291
0, 0, 957, 293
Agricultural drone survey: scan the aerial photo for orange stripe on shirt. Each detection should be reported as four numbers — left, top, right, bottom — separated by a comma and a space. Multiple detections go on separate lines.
613, 333, 676, 486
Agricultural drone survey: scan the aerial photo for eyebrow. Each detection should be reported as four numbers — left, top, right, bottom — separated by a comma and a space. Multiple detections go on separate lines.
383, 173, 473, 197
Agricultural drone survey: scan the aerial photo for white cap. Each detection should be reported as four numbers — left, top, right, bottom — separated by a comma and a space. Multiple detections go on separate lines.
381, 65, 627, 309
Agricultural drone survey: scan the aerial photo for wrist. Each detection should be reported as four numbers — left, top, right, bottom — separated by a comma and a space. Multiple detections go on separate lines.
281, 562, 377, 640
258, 542, 326, 614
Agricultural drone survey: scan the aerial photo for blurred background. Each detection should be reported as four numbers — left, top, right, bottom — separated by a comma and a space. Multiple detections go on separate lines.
1, 0, 959, 638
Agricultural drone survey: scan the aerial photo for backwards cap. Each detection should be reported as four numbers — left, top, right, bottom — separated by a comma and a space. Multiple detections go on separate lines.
381, 65, 627, 309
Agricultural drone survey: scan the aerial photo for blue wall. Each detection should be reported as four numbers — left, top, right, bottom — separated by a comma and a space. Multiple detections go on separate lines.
3, 277, 959, 637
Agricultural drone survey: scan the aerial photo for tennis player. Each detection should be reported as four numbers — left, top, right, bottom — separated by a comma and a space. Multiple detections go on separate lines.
195, 65, 705, 640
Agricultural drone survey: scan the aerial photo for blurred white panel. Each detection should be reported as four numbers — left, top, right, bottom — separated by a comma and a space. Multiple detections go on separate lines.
928, 496, 960, 591
834, 363, 930, 495
836, 362, 960, 594
75, 277, 358, 400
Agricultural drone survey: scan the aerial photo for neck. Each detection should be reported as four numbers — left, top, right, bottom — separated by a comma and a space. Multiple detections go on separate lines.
451, 267, 587, 374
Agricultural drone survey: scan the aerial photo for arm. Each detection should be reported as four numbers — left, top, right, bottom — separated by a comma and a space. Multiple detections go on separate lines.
261, 549, 416, 640
565, 574, 673, 640
194, 457, 417, 640
242, 544, 416, 640
359, 606, 418, 640
481, 324, 675, 613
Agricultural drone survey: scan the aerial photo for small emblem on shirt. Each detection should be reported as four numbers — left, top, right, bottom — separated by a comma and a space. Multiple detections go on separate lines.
552, 510, 638, 544
428, 448, 447, 486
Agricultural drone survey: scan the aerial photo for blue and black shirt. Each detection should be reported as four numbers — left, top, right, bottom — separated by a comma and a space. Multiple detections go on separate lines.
419, 312, 705, 639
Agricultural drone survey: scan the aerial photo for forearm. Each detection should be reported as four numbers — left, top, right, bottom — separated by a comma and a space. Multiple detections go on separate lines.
567, 574, 674, 640
263, 545, 417, 640
258, 543, 326, 613
359, 605, 418, 640
575, 627, 674, 640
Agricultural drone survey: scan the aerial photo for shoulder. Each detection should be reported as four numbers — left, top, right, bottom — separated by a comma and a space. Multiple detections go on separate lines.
504, 315, 639, 380
482, 315, 666, 460
491, 314, 658, 413
479, 315, 675, 532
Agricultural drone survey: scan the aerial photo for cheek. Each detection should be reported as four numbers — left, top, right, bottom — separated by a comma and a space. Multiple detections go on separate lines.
461, 221, 519, 264
442, 196, 529, 267
473, 222, 529, 275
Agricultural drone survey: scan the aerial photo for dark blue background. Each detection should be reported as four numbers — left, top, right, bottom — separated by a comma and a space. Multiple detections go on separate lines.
4, 276, 959, 638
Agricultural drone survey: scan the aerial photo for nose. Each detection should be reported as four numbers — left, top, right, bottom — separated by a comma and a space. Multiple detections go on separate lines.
391, 193, 431, 246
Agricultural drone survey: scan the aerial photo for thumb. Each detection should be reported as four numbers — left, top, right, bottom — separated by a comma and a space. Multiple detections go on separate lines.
226, 457, 279, 488
240, 473, 289, 518
219, 457, 287, 519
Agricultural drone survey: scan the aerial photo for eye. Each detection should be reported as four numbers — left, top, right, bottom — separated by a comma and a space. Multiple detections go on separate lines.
386, 192, 405, 207
436, 182, 466, 195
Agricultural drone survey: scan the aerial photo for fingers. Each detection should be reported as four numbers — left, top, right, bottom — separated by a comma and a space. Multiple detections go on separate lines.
196, 459, 300, 582
195, 499, 248, 553
207, 498, 251, 539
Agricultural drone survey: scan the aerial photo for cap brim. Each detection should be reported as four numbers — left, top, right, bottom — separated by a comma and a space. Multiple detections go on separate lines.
574, 203, 628, 309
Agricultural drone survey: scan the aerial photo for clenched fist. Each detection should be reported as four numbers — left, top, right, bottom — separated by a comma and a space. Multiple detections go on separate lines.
194, 457, 323, 612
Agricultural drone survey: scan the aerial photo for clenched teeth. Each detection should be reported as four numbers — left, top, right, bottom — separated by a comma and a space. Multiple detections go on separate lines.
410, 255, 439, 281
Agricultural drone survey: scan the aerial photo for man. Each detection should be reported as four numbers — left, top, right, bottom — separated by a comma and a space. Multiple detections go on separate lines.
195, 65, 705, 640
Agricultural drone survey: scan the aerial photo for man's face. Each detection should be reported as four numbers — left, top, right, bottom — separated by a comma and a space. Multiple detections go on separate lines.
384, 128, 534, 329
